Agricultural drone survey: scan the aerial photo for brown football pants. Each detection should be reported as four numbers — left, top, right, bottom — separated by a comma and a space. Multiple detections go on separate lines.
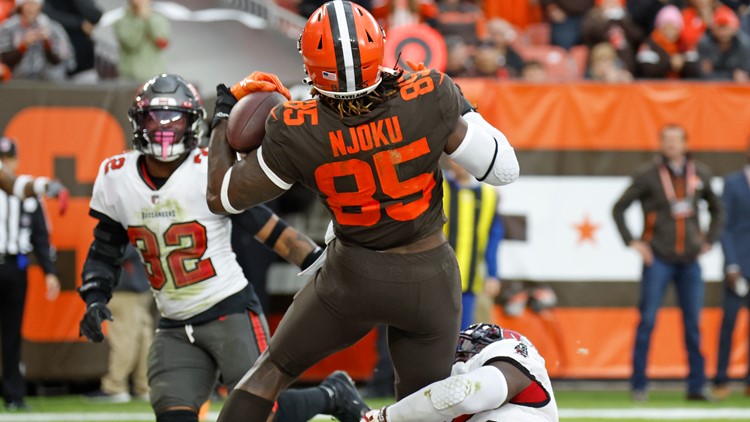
268, 238, 462, 398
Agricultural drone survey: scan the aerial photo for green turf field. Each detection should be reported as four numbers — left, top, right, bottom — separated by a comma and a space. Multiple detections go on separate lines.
0, 390, 749, 421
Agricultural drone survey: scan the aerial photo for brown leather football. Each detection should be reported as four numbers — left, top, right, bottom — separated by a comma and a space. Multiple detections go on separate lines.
226, 91, 286, 152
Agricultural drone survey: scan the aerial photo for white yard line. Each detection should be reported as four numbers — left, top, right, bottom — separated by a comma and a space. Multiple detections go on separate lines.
559, 408, 750, 419
1, 409, 750, 421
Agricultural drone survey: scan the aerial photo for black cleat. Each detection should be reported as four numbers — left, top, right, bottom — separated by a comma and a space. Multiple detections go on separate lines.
321, 371, 370, 422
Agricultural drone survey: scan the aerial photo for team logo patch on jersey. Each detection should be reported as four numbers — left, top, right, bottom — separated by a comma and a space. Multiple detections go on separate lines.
515, 342, 528, 358
151, 195, 160, 205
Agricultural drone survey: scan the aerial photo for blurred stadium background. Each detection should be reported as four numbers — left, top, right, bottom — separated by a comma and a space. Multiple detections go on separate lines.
1, 0, 750, 421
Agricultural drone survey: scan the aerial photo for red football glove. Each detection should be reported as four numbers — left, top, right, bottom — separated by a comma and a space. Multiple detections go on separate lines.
230, 71, 292, 101
405, 60, 426, 72
43, 179, 69, 215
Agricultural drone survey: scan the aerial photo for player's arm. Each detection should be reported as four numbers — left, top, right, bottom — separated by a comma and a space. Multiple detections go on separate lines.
78, 212, 129, 343
207, 120, 287, 215
442, 83, 519, 187
363, 361, 532, 422
232, 205, 322, 270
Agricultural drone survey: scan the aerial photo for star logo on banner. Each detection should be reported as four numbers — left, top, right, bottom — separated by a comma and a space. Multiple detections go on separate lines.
573, 214, 600, 244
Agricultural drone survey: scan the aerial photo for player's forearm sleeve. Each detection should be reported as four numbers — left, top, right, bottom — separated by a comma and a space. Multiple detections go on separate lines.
449, 112, 519, 186
79, 218, 129, 305
386, 366, 508, 422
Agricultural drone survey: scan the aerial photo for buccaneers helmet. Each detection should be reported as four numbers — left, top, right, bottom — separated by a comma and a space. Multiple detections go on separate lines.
128, 74, 206, 162
298, 0, 386, 99
455, 323, 507, 362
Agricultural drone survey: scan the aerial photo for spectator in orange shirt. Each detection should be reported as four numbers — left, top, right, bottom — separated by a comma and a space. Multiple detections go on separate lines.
681, 0, 715, 51
371, 0, 438, 31
637, 5, 701, 79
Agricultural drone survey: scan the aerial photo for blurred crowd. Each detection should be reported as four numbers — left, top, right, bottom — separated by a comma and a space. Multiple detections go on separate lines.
1, 0, 749, 83
0, 0, 167, 83
286, 0, 750, 82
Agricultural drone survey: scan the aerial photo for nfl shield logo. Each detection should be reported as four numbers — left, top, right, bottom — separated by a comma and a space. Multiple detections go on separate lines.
151, 195, 159, 204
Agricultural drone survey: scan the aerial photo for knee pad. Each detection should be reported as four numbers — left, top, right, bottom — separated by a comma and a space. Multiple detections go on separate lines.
429, 374, 476, 410
156, 409, 198, 422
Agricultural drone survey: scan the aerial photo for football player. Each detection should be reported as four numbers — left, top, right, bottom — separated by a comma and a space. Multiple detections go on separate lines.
362, 323, 559, 422
77, 73, 368, 422
206, 2, 519, 420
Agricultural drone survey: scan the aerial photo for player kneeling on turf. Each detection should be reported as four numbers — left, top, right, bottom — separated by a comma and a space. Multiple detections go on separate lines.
362, 323, 559, 422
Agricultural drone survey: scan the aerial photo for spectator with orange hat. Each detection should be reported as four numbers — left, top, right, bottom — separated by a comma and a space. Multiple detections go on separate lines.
697, 5, 750, 80
637, 4, 701, 79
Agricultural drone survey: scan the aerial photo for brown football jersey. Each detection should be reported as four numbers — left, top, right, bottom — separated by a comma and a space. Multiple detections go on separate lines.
260, 69, 463, 250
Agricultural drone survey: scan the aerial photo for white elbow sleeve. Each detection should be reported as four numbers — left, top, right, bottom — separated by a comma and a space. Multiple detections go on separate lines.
449, 112, 519, 186
220, 167, 243, 215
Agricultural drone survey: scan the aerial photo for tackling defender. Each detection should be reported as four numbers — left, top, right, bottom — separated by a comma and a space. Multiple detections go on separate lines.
206, 2, 519, 420
77, 74, 368, 422
362, 323, 559, 422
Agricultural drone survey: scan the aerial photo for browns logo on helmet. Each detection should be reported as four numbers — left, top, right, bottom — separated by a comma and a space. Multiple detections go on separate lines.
298, 1, 387, 100
128, 74, 206, 162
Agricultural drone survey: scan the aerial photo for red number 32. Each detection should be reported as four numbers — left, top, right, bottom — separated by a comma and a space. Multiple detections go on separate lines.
314, 138, 435, 226
127, 221, 217, 290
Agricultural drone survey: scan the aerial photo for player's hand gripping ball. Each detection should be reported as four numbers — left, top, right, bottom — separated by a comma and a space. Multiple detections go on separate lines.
226, 91, 287, 153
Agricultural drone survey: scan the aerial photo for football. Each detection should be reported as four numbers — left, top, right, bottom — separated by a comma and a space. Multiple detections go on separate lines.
226, 91, 287, 152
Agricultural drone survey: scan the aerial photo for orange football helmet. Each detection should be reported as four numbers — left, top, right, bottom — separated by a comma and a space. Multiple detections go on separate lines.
298, 1, 386, 100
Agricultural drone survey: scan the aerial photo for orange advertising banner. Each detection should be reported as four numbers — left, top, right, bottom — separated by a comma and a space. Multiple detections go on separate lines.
456, 81, 750, 152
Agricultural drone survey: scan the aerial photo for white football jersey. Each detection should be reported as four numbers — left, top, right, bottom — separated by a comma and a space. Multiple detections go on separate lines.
452, 331, 559, 422
90, 148, 248, 320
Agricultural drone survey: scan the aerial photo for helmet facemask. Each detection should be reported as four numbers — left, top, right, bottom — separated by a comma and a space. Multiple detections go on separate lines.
455, 323, 504, 363
132, 109, 199, 162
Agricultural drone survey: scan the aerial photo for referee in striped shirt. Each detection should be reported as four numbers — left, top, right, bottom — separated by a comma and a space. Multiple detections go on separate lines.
0, 137, 60, 411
